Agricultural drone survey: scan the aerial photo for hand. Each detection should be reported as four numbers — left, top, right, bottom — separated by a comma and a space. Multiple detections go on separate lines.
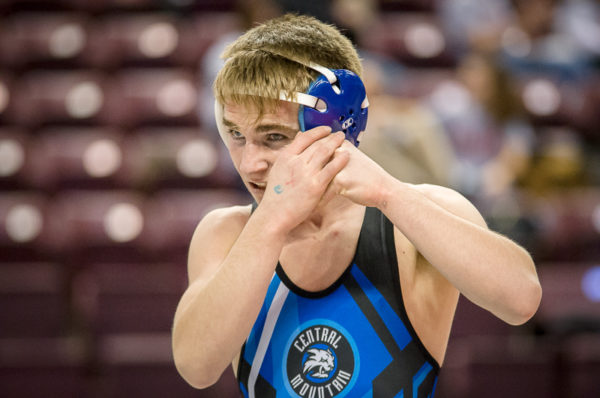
258, 127, 349, 231
326, 140, 392, 208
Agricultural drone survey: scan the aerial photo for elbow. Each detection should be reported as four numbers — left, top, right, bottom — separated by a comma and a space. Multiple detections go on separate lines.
173, 344, 222, 389
172, 327, 224, 389
506, 277, 542, 326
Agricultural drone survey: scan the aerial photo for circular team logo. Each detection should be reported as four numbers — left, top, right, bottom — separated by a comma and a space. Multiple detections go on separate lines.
285, 324, 355, 397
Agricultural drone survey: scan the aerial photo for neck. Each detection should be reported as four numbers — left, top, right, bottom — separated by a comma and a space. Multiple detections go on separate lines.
289, 195, 359, 238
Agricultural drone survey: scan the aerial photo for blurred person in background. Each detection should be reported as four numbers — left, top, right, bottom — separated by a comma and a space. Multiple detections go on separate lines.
172, 13, 542, 397
359, 57, 457, 186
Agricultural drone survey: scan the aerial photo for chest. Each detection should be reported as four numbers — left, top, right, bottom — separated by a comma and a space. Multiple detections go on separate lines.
278, 228, 360, 293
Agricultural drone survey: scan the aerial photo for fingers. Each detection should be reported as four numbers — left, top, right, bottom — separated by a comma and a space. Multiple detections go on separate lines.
306, 131, 346, 168
317, 145, 349, 187
287, 125, 332, 155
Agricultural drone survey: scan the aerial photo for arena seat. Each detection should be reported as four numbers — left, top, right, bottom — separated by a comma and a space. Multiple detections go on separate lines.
360, 13, 455, 67
112, 68, 199, 128
0, 262, 69, 338
0, 336, 87, 398
143, 189, 251, 255
192, 12, 241, 58
465, 335, 556, 397
0, 128, 31, 190
46, 190, 149, 261
0, 192, 53, 259
95, 332, 241, 397
535, 262, 600, 335
529, 189, 600, 261
94, 13, 201, 67
449, 295, 512, 339
564, 333, 600, 397
0, 12, 92, 68
0, 72, 15, 122
32, 126, 129, 190
10, 70, 115, 127
72, 262, 186, 335
124, 127, 241, 190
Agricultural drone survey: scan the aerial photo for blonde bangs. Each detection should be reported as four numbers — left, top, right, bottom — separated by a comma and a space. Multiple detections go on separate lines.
214, 50, 316, 118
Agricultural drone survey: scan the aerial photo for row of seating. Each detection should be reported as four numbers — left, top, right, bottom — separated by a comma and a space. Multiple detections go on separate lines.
0, 12, 239, 68
0, 189, 250, 261
2, 67, 600, 131
0, 127, 239, 191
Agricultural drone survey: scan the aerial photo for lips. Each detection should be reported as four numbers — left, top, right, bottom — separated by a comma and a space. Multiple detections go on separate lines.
248, 181, 267, 191
248, 181, 267, 196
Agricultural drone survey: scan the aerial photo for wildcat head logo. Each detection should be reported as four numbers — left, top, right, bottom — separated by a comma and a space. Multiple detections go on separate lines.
286, 324, 355, 397
303, 348, 335, 379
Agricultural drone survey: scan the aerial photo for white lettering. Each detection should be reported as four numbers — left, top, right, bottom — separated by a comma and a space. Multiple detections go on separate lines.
321, 327, 329, 342
306, 329, 315, 345
326, 330, 338, 347
325, 384, 333, 397
338, 370, 351, 381
314, 327, 321, 341
332, 335, 342, 349
299, 383, 309, 396
291, 374, 303, 389
294, 340, 304, 353
332, 380, 344, 392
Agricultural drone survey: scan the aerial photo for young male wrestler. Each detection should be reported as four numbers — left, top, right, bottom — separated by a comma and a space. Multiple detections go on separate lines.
172, 14, 542, 397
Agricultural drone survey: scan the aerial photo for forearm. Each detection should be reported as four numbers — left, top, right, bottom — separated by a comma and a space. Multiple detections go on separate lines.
378, 179, 541, 325
173, 206, 288, 388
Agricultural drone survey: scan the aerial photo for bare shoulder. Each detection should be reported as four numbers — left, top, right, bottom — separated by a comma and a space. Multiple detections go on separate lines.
411, 183, 487, 228
187, 204, 252, 283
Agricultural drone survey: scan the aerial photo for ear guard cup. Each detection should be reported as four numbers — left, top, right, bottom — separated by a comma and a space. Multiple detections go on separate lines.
299, 69, 368, 147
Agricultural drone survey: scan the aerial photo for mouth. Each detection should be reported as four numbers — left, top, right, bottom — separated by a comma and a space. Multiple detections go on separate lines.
248, 181, 267, 192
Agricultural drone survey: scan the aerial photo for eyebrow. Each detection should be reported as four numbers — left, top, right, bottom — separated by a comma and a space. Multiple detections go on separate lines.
222, 117, 298, 136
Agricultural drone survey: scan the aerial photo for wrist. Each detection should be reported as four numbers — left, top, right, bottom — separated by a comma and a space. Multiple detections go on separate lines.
375, 174, 404, 210
251, 203, 294, 238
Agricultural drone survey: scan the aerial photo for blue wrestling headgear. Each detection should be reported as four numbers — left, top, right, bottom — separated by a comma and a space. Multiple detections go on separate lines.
280, 63, 369, 147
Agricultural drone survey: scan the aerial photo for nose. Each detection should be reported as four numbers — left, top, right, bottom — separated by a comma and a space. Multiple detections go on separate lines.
239, 142, 270, 176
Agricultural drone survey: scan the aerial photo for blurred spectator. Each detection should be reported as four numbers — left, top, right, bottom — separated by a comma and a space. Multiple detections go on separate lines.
359, 57, 457, 186
427, 52, 535, 198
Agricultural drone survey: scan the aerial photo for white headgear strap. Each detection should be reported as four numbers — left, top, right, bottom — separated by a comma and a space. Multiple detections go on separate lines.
213, 60, 336, 146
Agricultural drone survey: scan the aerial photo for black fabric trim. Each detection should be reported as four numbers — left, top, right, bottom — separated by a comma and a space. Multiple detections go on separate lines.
236, 343, 246, 387
274, 206, 366, 299
343, 273, 405, 359
381, 210, 441, 372
275, 261, 354, 299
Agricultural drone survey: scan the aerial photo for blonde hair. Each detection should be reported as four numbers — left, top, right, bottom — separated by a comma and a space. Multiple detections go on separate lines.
214, 14, 362, 117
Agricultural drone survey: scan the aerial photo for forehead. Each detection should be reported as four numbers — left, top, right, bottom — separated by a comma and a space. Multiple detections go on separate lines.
222, 101, 299, 129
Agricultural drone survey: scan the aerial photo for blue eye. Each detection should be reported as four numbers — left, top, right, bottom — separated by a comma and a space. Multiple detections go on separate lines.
267, 133, 286, 142
229, 130, 244, 141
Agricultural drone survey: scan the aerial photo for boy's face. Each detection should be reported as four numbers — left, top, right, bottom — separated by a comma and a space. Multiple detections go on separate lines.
221, 101, 300, 202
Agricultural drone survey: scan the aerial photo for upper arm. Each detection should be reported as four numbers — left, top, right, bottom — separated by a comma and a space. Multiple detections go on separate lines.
187, 205, 251, 285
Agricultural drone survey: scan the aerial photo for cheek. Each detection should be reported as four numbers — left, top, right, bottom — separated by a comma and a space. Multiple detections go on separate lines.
227, 147, 243, 170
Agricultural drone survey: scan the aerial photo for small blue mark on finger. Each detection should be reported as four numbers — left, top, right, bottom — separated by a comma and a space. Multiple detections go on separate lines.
274, 184, 283, 194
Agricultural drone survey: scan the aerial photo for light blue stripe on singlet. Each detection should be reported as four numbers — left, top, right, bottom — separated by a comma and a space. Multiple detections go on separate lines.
350, 265, 412, 350
413, 362, 433, 398
240, 382, 248, 397
244, 272, 282, 364
248, 282, 289, 398
361, 389, 373, 398
394, 390, 404, 398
